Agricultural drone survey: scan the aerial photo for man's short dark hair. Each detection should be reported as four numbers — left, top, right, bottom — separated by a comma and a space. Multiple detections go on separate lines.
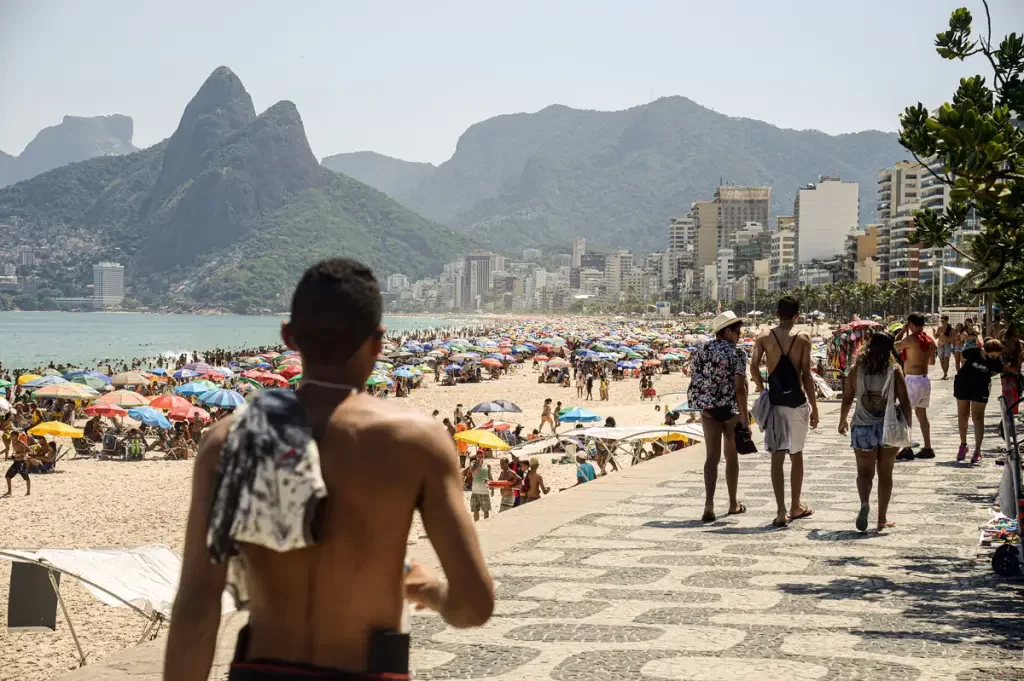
908, 312, 926, 327
777, 296, 800, 319
289, 258, 382, 364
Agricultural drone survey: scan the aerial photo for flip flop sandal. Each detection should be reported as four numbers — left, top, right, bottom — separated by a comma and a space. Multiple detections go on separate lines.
790, 507, 814, 520
701, 510, 716, 523
771, 517, 789, 527
856, 504, 870, 533
728, 503, 746, 515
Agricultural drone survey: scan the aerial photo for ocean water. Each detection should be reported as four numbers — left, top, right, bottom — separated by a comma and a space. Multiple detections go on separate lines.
0, 312, 459, 370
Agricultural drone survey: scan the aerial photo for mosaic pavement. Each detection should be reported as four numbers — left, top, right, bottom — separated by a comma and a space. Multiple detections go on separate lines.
408, 378, 1024, 680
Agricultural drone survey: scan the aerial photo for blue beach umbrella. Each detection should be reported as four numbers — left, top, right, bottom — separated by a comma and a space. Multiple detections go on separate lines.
198, 389, 245, 409
175, 380, 218, 397
147, 367, 169, 376
393, 368, 415, 379
558, 407, 602, 423
127, 407, 172, 429
173, 369, 198, 380
25, 376, 68, 389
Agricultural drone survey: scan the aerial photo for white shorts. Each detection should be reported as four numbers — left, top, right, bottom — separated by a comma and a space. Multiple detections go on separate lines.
774, 404, 810, 453
905, 374, 931, 409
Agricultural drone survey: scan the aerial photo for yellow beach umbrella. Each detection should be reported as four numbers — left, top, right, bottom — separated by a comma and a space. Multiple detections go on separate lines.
17, 374, 41, 385
29, 422, 84, 438
453, 429, 511, 451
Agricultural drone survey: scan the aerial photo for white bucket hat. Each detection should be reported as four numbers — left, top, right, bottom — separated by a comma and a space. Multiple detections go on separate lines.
711, 311, 745, 335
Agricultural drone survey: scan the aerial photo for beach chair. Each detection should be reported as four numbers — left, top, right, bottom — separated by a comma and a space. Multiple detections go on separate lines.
72, 438, 94, 460
101, 431, 123, 460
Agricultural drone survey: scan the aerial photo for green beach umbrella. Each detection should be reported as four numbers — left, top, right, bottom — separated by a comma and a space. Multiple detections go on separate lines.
288, 374, 303, 385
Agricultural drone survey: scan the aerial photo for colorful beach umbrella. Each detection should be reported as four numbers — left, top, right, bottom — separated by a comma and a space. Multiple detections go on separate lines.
29, 422, 84, 438
175, 380, 218, 396
558, 407, 601, 423
84, 403, 128, 418
198, 389, 245, 409
127, 407, 172, 429
169, 405, 211, 423
111, 371, 151, 386
96, 390, 150, 407
32, 383, 97, 399
453, 429, 511, 451
24, 375, 68, 389
148, 394, 193, 411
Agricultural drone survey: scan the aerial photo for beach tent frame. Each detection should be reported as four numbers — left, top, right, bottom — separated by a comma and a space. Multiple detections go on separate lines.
0, 549, 167, 667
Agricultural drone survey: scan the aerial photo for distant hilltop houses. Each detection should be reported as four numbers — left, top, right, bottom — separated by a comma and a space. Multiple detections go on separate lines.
385, 158, 974, 314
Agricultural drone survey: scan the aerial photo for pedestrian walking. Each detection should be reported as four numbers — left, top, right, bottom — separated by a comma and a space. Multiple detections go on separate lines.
837, 333, 911, 532
749, 296, 819, 527
688, 311, 749, 523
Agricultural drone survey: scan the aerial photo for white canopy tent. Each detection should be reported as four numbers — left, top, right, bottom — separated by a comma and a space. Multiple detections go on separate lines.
0, 544, 235, 667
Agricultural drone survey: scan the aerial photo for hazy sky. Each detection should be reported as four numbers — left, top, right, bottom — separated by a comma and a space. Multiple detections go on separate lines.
2, 0, 1020, 164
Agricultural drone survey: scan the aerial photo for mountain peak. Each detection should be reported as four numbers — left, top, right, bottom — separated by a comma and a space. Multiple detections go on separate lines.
149, 66, 257, 208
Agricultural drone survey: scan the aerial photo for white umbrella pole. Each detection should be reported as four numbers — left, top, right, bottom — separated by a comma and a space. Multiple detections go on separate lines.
48, 569, 86, 667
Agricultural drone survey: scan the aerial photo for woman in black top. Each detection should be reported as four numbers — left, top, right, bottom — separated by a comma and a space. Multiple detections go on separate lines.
952, 339, 1004, 464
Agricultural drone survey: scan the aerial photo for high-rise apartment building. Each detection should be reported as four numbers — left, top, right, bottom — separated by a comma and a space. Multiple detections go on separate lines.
580, 252, 606, 274
770, 230, 797, 279
461, 251, 492, 309
571, 238, 586, 268
730, 222, 771, 281
715, 186, 771, 249
776, 215, 795, 232
794, 176, 860, 262
604, 250, 634, 297
693, 201, 719, 286
92, 262, 125, 309
875, 161, 924, 282
669, 214, 696, 253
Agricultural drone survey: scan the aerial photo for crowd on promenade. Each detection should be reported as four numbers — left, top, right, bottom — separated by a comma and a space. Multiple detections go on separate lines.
687, 297, 1021, 532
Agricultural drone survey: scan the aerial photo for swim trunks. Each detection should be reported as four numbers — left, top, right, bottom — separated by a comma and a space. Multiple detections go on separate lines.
905, 374, 931, 409
5, 459, 28, 480
937, 344, 953, 359
470, 492, 491, 513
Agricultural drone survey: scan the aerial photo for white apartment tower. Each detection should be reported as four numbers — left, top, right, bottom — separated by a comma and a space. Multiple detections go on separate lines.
876, 161, 924, 282
794, 176, 860, 262
92, 262, 125, 309
571, 238, 586, 268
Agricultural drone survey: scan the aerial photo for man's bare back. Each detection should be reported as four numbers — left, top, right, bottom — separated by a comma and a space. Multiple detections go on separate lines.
753, 327, 810, 378
171, 388, 492, 678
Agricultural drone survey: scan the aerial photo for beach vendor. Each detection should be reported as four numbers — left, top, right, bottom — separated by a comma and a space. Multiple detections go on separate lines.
165, 258, 493, 681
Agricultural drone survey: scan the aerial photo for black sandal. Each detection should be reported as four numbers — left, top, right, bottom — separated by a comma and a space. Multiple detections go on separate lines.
728, 503, 747, 515
701, 510, 716, 523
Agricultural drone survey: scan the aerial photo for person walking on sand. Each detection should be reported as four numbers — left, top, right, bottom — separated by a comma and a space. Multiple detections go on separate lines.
539, 398, 555, 434
524, 457, 550, 502
749, 296, 819, 528
894, 313, 936, 461
496, 457, 521, 512
165, 258, 493, 681
688, 311, 749, 523
466, 450, 493, 522
4, 431, 32, 496
934, 314, 955, 380
838, 332, 912, 532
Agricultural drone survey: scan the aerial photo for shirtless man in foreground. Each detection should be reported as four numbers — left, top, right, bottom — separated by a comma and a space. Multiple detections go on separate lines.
750, 296, 819, 527
895, 312, 937, 460
165, 259, 493, 681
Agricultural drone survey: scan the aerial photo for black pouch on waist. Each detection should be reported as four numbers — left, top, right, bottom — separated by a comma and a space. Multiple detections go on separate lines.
368, 629, 409, 675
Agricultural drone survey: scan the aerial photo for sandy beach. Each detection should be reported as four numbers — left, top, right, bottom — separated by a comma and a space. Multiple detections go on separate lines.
0, 362, 691, 681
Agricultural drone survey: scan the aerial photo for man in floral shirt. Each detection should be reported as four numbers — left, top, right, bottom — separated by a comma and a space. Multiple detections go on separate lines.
688, 311, 750, 522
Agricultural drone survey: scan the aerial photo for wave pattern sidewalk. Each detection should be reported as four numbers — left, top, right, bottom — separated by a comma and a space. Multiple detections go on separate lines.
410, 378, 1024, 680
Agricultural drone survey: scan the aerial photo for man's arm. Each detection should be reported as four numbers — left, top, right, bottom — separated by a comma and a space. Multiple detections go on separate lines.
798, 334, 819, 428
749, 335, 765, 392
413, 421, 494, 628
163, 420, 229, 681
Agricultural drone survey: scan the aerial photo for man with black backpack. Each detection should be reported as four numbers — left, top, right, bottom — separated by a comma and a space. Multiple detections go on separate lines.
750, 296, 819, 527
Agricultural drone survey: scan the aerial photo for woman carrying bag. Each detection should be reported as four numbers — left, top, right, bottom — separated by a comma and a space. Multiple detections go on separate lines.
838, 333, 912, 533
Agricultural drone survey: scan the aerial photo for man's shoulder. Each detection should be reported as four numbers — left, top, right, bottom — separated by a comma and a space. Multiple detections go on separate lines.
350, 398, 446, 448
